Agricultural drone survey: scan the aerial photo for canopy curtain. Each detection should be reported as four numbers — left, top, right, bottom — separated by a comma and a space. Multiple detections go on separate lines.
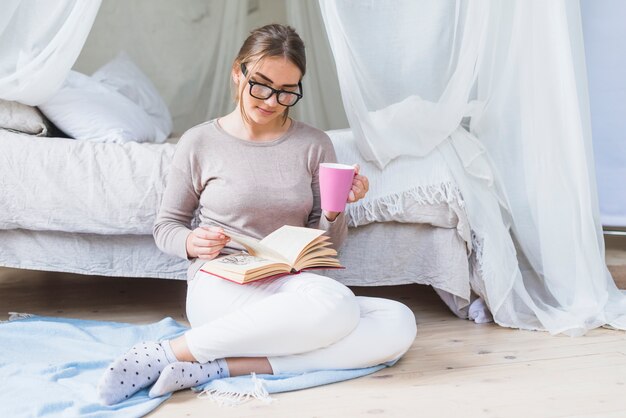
202, 0, 247, 123
0, 0, 246, 131
86, 0, 248, 131
0, 0, 101, 105
320, 0, 626, 335
285, 0, 348, 131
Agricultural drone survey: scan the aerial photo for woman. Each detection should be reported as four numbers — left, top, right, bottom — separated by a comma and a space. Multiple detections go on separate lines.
98, 24, 416, 405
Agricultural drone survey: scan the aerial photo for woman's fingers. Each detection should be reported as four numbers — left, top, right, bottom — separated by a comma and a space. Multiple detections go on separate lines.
352, 175, 369, 191
359, 174, 369, 192
186, 226, 231, 259
193, 227, 230, 244
349, 174, 369, 202
197, 226, 227, 240
192, 238, 228, 250
188, 226, 230, 260
193, 241, 227, 260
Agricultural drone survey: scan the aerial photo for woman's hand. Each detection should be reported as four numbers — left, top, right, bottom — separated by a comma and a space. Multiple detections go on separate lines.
186, 226, 230, 260
323, 164, 369, 221
347, 164, 369, 203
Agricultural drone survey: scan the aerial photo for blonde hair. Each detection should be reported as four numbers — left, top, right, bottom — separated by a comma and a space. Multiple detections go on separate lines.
232, 24, 306, 125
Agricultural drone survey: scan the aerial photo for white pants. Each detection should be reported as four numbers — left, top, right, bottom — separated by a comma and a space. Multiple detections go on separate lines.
185, 271, 417, 374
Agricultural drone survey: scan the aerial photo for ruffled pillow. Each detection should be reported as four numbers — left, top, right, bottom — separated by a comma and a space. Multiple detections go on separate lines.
39, 71, 163, 143
92, 52, 172, 140
0, 99, 51, 136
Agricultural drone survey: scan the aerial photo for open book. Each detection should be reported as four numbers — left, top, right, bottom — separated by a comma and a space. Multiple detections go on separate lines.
199, 225, 342, 284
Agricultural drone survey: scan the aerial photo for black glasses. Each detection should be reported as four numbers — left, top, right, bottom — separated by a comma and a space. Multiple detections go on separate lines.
241, 63, 303, 107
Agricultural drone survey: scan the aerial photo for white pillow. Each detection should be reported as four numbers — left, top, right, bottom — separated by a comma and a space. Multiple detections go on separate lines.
0, 99, 51, 136
39, 71, 160, 143
92, 52, 172, 140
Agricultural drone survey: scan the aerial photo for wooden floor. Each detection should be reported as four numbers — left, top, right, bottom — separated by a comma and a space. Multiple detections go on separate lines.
2, 240, 626, 417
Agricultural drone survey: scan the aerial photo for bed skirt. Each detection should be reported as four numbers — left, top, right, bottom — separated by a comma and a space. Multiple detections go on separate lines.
0, 223, 472, 314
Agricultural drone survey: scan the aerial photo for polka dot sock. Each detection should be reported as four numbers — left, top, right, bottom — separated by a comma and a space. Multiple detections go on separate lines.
148, 359, 230, 398
97, 340, 178, 405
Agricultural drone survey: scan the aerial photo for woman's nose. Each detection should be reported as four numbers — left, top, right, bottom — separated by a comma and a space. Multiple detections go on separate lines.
264, 93, 279, 107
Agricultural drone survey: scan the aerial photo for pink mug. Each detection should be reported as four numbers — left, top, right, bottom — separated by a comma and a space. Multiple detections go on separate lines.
319, 163, 355, 212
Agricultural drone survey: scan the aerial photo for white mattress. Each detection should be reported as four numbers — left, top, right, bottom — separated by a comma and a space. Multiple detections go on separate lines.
0, 129, 468, 240
0, 130, 174, 234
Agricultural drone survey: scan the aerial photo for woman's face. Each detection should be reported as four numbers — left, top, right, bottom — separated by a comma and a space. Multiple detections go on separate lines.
236, 56, 302, 126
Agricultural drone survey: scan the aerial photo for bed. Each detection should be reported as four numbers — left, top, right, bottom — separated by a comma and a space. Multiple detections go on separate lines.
0, 127, 477, 317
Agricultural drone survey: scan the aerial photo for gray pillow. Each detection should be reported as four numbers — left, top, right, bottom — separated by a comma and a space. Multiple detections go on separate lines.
0, 99, 51, 136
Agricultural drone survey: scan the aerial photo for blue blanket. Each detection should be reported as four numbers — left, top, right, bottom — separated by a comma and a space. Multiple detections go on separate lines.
0, 315, 386, 417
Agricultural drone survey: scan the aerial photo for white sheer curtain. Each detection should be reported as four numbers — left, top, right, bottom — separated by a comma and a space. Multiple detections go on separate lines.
203, 0, 247, 122
285, 0, 348, 130
0, 0, 246, 131
320, 1, 490, 168
320, 0, 626, 335
0, 0, 101, 105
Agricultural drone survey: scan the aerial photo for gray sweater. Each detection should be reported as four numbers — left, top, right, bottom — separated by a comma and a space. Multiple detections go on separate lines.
153, 119, 348, 279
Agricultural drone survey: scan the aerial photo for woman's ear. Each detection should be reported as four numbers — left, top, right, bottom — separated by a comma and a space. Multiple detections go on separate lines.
231, 67, 240, 86
232, 62, 244, 84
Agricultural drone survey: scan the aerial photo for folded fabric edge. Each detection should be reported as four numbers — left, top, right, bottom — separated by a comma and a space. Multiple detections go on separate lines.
1, 314, 189, 337
346, 182, 465, 228
192, 364, 388, 406
196, 373, 275, 406
6, 312, 37, 322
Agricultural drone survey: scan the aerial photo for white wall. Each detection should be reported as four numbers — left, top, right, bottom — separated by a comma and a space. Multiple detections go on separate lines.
581, 0, 626, 226
248, 0, 288, 27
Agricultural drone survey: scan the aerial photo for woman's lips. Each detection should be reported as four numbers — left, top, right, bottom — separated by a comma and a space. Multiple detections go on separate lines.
256, 107, 275, 116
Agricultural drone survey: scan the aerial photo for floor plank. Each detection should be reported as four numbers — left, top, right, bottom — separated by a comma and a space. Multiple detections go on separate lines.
2, 264, 626, 417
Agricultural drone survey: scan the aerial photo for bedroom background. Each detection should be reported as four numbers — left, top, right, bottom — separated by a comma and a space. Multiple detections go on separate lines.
73, 0, 348, 134
0, 0, 478, 326
2, 1, 626, 416
1, 0, 625, 334
72, 0, 625, 228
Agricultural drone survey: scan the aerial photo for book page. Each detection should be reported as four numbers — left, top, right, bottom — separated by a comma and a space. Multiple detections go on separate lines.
294, 248, 341, 271
260, 226, 326, 266
202, 252, 288, 275
200, 252, 294, 284
225, 230, 289, 264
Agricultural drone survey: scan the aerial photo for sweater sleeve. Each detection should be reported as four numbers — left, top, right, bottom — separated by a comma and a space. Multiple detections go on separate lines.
153, 134, 204, 260
306, 134, 348, 250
